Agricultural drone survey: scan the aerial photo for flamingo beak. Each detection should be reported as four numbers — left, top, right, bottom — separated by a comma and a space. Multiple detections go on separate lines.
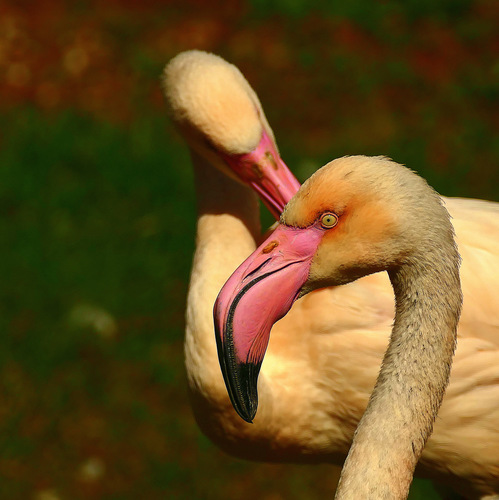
214, 223, 324, 422
222, 130, 300, 218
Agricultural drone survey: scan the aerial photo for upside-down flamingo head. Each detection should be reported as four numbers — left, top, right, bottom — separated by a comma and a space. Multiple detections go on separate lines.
214, 155, 451, 422
162, 50, 300, 217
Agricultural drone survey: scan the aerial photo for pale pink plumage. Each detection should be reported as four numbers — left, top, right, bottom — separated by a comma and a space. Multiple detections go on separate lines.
163, 50, 499, 499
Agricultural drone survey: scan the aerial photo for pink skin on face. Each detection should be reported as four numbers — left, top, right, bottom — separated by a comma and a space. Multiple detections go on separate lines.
222, 130, 301, 219
214, 223, 325, 422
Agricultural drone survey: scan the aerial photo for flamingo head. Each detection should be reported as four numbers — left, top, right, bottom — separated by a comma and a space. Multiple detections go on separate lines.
214, 155, 450, 422
162, 50, 299, 217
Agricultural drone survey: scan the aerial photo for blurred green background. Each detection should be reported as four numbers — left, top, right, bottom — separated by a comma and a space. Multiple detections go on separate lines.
0, 1, 497, 498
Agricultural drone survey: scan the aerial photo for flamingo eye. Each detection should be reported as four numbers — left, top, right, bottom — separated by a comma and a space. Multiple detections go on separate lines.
320, 212, 338, 229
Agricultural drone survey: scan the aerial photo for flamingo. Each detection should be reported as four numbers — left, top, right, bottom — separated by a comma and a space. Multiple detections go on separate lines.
163, 50, 499, 499
215, 155, 464, 499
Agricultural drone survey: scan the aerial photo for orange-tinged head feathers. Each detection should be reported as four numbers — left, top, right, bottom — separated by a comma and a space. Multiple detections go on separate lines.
283, 156, 404, 227
162, 50, 270, 155
282, 156, 451, 288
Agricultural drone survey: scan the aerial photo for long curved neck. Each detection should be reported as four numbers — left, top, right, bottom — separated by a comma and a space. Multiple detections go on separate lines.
335, 245, 462, 499
185, 152, 260, 399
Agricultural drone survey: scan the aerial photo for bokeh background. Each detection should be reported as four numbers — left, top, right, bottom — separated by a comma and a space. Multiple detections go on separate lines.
1, 1, 497, 499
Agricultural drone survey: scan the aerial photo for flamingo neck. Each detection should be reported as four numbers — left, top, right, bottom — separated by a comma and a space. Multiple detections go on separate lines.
185, 152, 260, 406
335, 245, 461, 500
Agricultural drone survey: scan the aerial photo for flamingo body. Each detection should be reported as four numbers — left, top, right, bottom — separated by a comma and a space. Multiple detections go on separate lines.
163, 50, 499, 499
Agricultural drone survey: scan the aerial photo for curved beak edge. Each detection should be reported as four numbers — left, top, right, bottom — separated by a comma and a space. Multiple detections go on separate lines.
213, 224, 323, 422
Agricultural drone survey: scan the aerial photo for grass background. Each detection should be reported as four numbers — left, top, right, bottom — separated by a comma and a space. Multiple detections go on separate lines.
0, 1, 497, 498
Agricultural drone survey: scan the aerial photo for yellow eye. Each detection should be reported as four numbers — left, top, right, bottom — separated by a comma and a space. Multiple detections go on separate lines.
320, 212, 338, 229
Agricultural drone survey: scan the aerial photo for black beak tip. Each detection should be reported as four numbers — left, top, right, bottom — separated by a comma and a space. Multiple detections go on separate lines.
235, 405, 256, 424
233, 378, 259, 423
214, 305, 262, 424
224, 360, 260, 424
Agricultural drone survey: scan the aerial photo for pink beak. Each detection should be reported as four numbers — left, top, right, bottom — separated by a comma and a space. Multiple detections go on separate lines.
222, 130, 301, 219
214, 223, 324, 422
